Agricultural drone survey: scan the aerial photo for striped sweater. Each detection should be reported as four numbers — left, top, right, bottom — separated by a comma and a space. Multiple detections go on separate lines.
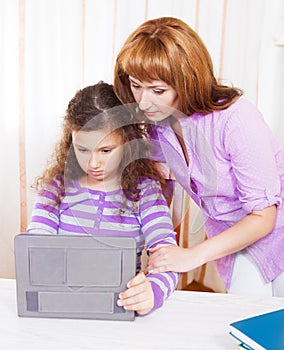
27, 176, 179, 313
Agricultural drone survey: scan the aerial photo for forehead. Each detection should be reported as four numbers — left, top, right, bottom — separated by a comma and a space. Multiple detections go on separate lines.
72, 129, 124, 148
122, 46, 173, 84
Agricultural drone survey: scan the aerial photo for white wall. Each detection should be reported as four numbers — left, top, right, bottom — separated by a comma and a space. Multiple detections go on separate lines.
1, 0, 283, 278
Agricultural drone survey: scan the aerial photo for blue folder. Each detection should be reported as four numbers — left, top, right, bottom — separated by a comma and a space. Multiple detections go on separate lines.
229, 308, 284, 350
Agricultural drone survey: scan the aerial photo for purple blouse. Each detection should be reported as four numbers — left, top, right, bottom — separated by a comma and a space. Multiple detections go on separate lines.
151, 97, 284, 288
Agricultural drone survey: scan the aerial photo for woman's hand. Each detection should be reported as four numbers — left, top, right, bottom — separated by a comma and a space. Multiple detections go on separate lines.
145, 244, 204, 274
146, 206, 277, 275
117, 272, 154, 315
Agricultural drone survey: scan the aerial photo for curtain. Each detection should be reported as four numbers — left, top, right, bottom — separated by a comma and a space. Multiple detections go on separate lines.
1, 0, 283, 281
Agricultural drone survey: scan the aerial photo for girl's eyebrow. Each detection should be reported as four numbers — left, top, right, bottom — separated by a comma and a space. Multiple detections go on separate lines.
74, 142, 88, 149
74, 142, 99, 151
97, 144, 116, 150
75, 142, 118, 151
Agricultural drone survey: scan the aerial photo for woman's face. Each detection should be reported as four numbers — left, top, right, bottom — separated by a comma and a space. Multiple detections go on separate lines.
129, 76, 179, 122
72, 128, 124, 188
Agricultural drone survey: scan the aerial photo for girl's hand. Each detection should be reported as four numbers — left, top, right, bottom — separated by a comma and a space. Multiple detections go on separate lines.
117, 272, 154, 315
146, 244, 204, 274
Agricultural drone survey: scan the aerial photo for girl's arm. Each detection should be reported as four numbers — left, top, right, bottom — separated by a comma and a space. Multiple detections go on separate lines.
117, 179, 180, 315
117, 272, 154, 315
146, 205, 276, 274
27, 178, 61, 234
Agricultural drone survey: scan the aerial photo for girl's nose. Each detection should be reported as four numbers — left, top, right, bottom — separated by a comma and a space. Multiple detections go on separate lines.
89, 154, 101, 169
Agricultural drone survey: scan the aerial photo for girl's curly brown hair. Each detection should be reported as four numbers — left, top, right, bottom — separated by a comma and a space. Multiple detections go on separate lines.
33, 81, 170, 203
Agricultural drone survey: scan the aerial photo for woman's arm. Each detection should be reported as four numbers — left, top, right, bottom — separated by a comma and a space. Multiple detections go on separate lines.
146, 205, 276, 273
147, 101, 282, 274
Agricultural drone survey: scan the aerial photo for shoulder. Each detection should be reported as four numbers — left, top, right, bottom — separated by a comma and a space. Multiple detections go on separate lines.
226, 96, 260, 115
137, 177, 162, 191
181, 97, 261, 130
203, 97, 262, 122
137, 178, 164, 199
39, 175, 65, 197
191, 97, 264, 137
53, 174, 64, 187
49, 175, 66, 192
222, 97, 265, 132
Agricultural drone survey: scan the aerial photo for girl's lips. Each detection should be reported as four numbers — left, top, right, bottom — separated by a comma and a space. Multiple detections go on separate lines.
88, 170, 104, 177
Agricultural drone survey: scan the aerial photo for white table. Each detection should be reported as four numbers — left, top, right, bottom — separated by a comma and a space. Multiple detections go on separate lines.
1, 278, 283, 349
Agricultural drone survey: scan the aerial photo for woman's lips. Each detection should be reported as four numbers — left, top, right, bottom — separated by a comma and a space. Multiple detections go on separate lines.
144, 111, 157, 116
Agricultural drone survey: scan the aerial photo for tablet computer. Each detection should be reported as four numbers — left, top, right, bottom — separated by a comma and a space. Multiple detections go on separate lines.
14, 233, 136, 321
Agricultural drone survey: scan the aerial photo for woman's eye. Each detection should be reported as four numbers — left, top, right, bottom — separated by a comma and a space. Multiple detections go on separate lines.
130, 82, 140, 89
153, 89, 165, 95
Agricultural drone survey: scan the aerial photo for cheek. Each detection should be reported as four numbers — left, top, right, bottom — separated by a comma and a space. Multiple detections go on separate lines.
131, 88, 140, 101
109, 150, 124, 167
171, 93, 179, 109
160, 94, 179, 113
75, 153, 90, 170
162, 94, 177, 107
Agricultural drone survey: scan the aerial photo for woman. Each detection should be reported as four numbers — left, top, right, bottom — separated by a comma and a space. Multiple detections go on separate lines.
113, 16, 284, 296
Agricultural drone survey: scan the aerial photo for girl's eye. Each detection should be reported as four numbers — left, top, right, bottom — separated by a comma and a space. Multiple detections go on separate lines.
78, 147, 88, 153
101, 149, 111, 153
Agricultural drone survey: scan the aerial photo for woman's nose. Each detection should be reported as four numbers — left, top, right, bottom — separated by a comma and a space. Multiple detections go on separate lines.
139, 91, 153, 111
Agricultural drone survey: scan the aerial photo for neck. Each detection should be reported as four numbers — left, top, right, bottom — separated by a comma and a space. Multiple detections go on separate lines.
78, 175, 121, 192
169, 117, 189, 167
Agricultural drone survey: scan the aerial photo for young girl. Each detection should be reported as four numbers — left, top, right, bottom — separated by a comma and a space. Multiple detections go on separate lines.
27, 81, 179, 315
113, 16, 284, 296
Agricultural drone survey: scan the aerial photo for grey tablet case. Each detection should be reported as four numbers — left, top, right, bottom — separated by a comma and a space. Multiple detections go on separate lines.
14, 233, 136, 321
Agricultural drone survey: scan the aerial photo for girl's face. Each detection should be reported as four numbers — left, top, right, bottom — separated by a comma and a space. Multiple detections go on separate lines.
129, 76, 179, 122
72, 128, 124, 188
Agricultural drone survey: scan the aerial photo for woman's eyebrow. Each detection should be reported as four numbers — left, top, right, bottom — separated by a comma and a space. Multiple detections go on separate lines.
129, 77, 167, 89
129, 77, 140, 84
